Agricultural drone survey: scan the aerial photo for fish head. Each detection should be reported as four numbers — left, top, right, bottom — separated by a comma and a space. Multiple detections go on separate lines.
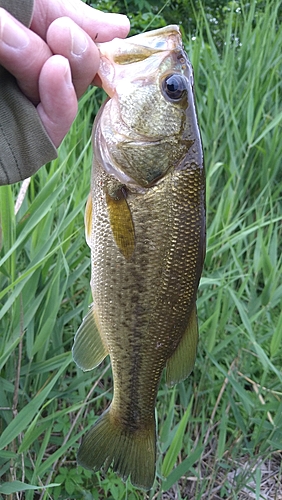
96, 26, 202, 189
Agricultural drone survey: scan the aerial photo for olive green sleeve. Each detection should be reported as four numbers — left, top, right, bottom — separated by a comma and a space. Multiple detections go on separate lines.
0, 0, 58, 185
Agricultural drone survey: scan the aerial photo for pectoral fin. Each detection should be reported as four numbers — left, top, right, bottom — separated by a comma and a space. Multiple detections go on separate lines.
72, 304, 108, 371
166, 304, 198, 386
106, 189, 135, 260
85, 193, 92, 247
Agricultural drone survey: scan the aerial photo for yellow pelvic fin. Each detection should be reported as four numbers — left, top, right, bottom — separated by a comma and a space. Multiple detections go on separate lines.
84, 193, 92, 247
77, 407, 156, 490
166, 304, 199, 386
72, 304, 108, 371
106, 188, 135, 260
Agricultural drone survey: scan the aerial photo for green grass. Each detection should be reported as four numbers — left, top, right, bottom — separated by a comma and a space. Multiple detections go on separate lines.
1, 0, 282, 498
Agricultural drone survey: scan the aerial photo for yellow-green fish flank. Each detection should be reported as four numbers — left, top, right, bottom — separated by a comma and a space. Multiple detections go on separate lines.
72, 25, 205, 490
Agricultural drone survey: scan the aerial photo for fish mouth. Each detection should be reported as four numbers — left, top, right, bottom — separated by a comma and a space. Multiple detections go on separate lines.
120, 138, 163, 147
96, 25, 184, 97
96, 127, 171, 190
97, 25, 182, 59
107, 25, 182, 64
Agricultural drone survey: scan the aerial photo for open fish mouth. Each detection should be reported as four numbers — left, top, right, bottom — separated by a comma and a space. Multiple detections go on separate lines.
97, 25, 183, 57
95, 128, 174, 190
96, 25, 185, 97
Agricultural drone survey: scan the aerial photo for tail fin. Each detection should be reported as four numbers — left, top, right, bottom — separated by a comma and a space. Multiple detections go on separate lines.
77, 407, 156, 490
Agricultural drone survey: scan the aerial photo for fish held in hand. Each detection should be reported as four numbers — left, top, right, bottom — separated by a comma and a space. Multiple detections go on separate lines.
72, 25, 205, 490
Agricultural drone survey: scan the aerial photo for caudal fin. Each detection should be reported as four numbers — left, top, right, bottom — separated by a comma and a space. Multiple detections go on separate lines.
77, 408, 156, 490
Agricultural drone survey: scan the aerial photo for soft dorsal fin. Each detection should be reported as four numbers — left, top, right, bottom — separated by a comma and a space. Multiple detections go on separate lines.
166, 304, 199, 386
106, 188, 135, 260
85, 193, 92, 247
72, 304, 108, 371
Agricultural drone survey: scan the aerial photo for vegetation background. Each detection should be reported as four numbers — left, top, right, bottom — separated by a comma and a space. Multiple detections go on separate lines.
0, 0, 281, 498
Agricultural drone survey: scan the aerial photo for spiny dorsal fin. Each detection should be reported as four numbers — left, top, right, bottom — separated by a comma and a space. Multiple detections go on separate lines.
166, 304, 198, 386
72, 304, 108, 371
106, 188, 135, 260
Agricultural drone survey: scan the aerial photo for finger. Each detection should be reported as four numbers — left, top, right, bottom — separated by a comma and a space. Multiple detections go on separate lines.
0, 7, 51, 104
31, 0, 130, 42
37, 55, 78, 148
47, 17, 100, 98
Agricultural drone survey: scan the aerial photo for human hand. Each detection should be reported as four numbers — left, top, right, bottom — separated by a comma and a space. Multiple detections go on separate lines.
0, 0, 130, 147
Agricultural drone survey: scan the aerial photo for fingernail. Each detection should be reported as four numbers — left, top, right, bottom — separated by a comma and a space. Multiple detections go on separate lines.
71, 27, 88, 56
0, 11, 29, 49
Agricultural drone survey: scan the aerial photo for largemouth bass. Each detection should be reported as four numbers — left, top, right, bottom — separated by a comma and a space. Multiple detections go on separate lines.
73, 25, 205, 490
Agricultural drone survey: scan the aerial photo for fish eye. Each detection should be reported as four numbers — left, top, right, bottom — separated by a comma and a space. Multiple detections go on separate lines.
162, 74, 187, 101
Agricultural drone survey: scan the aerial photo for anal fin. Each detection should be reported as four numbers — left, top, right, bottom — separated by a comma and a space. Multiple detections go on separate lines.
166, 304, 199, 386
72, 304, 108, 371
